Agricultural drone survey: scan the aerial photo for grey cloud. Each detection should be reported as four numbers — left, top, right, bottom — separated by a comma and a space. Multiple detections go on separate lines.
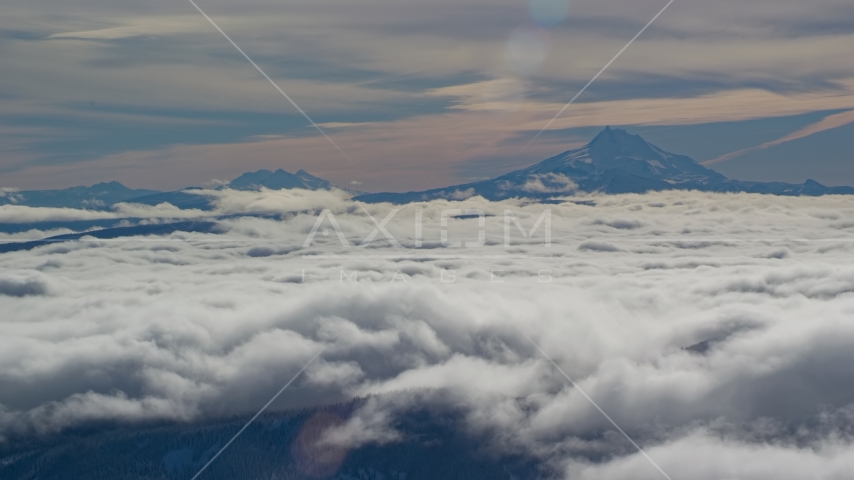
577, 240, 622, 252
0, 271, 52, 297
246, 245, 300, 258
590, 217, 645, 230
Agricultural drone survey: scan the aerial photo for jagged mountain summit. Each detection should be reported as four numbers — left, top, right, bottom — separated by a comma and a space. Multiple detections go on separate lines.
355, 127, 854, 203
229, 168, 331, 191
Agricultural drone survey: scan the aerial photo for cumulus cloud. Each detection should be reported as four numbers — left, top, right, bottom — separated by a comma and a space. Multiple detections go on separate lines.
0, 189, 22, 204
0, 201, 211, 224
0, 205, 118, 224
3, 189, 854, 477
520, 173, 578, 194
0, 187, 352, 226
0, 271, 53, 297
319, 396, 402, 449
566, 425, 854, 480
577, 240, 622, 252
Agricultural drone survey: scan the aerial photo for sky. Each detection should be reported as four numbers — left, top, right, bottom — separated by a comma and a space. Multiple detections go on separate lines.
5, 189, 854, 478
1, 0, 853, 191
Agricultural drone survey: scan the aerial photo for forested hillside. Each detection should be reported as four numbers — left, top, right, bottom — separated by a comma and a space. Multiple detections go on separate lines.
0, 399, 547, 480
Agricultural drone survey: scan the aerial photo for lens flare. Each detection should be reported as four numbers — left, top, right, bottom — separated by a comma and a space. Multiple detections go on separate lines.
530, 0, 570, 26
291, 411, 349, 478
504, 27, 550, 77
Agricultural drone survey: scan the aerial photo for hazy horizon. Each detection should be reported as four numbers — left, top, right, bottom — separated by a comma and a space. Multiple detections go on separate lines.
2, 0, 854, 191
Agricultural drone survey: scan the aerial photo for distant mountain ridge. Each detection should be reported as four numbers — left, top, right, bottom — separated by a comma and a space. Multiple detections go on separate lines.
355, 127, 854, 203
3, 130, 853, 212
0, 181, 159, 210
124, 169, 339, 210
0, 169, 339, 211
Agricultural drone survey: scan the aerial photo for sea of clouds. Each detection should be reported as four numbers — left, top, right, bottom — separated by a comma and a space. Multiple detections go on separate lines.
3, 188, 854, 479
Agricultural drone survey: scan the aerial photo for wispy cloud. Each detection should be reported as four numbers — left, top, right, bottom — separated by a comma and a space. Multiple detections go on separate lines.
3, 0, 854, 189
704, 109, 854, 165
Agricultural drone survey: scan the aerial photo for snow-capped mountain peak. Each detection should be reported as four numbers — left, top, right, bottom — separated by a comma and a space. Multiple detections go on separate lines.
355, 127, 854, 203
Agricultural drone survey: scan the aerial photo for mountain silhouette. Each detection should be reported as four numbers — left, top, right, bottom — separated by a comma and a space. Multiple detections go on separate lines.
0, 181, 159, 210
4, 130, 852, 213
229, 168, 331, 191
355, 127, 854, 203
107, 169, 337, 211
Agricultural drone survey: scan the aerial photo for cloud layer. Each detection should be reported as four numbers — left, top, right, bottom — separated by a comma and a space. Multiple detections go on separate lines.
3, 189, 854, 477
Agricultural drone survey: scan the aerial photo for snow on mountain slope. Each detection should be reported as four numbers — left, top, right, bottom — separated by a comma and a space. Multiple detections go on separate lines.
356, 127, 854, 203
